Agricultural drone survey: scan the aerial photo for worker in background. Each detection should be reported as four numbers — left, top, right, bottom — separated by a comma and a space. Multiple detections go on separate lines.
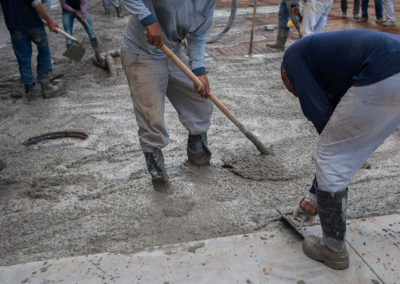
267, 0, 301, 51
281, 30, 400, 269
59, 0, 102, 61
102, 0, 123, 18
0, 0, 63, 100
121, 0, 217, 186
301, 0, 332, 36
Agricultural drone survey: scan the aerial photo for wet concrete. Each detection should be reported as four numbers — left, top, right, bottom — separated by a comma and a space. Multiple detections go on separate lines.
0, 0, 399, 267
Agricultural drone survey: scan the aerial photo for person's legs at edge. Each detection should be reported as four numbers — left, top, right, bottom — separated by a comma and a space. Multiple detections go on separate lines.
374, 0, 384, 23
341, 0, 348, 17
381, 0, 396, 25
9, 29, 36, 99
267, 0, 290, 50
353, 0, 361, 17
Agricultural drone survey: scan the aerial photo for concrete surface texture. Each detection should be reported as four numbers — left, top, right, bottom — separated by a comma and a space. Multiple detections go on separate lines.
0, 215, 398, 283
0, 0, 399, 280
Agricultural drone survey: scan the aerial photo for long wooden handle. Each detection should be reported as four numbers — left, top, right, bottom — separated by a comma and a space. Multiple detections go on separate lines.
160, 44, 271, 155
42, 20, 80, 44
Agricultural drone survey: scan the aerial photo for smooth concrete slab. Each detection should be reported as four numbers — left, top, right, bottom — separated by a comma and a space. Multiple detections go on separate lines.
0, 223, 385, 284
346, 215, 400, 284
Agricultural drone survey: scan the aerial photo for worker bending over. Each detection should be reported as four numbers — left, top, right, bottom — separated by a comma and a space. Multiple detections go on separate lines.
281, 30, 400, 269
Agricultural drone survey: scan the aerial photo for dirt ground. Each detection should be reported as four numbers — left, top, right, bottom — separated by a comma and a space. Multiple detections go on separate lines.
0, 1, 399, 266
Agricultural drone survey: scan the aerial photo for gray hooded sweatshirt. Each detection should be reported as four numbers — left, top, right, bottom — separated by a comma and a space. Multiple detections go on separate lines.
122, 0, 216, 75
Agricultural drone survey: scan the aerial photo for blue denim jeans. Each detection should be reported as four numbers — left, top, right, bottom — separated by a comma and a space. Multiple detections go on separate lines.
361, 0, 383, 19
62, 10, 96, 47
9, 27, 52, 86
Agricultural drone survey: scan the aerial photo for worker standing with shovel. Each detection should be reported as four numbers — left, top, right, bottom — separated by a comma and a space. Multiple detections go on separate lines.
120, 0, 217, 186
0, 0, 63, 100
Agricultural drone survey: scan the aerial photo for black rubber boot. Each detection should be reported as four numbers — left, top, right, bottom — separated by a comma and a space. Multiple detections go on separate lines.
144, 149, 168, 185
90, 37, 100, 52
116, 7, 123, 18
24, 84, 37, 101
266, 35, 288, 51
187, 133, 211, 166
38, 73, 62, 99
303, 188, 349, 270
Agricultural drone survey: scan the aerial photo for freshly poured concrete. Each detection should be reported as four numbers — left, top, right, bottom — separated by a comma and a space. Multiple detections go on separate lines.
1, 215, 398, 283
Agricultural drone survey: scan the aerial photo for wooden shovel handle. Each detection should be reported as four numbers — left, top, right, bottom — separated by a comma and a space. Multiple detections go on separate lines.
42, 19, 80, 44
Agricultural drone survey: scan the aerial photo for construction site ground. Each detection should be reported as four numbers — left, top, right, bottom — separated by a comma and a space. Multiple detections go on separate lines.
0, 0, 399, 283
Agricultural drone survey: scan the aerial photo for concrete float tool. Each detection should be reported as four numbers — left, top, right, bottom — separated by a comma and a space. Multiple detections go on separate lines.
43, 20, 85, 62
160, 44, 271, 155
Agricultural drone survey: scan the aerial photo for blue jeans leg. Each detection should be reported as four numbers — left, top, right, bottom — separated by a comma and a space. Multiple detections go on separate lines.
278, 0, 290, 38
78, 12, 96, 39
62, 10, 75, 47
29, 27, 52, 80
361, 0, 369, 18
10, 29, 34, 86
374, 0, 382, 18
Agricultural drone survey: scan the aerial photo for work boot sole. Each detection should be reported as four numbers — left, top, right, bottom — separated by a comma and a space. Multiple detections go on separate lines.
303, 236, 349, 270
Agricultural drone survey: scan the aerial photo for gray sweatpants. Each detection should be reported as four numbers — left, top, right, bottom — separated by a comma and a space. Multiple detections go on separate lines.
121, 47, 213, 153
314, 72, 400, 193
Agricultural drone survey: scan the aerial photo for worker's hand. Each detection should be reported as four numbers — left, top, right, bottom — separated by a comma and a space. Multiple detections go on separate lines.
81, 13, 87, 22
195, 75, 210, 98
47, 19, 59, 33
74, 10, 82, 18
290, 6, 301, 18
145, 22, 163, 49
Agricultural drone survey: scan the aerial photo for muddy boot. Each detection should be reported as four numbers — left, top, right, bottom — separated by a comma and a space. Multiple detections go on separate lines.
303, 188, 349, 270
144, 149, 168, 185
24, 84, 37, 101
38, 75, 62, 99
187, 133, 211, 166
266, 35, 287, 51
116, 7, 123, 18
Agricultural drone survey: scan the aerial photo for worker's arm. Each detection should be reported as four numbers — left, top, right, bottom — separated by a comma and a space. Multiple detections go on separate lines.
285, 59, 334, 134
186, 1, 217, 97
80, 0, 87, 21
32, 0, 58, 32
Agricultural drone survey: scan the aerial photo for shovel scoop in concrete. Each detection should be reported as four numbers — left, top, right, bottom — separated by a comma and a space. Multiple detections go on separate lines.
63, 44, 85, 61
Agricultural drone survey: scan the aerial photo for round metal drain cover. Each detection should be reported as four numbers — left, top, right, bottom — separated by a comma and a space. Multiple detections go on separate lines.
24, 131, 88, 150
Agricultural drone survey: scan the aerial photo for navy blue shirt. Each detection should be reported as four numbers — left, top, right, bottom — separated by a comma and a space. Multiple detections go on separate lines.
0, 0, 43, 29
282, 30, 400, 134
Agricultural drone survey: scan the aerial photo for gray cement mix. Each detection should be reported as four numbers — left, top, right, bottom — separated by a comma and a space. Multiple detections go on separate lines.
0, 3, 399, 266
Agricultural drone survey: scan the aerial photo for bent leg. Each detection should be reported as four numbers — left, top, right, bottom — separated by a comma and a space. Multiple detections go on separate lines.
165, 47, 212, 136
314, 73, 400, 193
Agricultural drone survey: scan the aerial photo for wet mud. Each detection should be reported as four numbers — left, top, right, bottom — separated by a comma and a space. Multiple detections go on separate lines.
0, 1, 399, 266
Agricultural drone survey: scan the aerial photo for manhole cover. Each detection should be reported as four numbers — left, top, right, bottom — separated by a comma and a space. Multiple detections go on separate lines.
23, 131, 88, 150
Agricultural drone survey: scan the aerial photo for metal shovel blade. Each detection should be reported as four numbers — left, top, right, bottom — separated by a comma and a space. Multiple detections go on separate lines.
63, 44, 85, 61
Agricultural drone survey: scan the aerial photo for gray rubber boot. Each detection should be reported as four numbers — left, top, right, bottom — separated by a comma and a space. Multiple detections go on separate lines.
187, 133, 211, 166
266, 35, 288, 51
38, 74, 62, 99
144, 149, 168, 185
303, 188, 349, 270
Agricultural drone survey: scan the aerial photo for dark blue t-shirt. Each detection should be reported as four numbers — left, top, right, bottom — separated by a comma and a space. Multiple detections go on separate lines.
282, 29, 400, 134
0, 0, 43, 29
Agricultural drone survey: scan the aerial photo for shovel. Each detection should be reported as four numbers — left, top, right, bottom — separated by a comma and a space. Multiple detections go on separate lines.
160, 44, 271, 155
42, 20, 86, 61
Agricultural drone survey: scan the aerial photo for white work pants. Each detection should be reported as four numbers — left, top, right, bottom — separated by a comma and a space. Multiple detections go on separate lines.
314, 72, 400, 193
121, 47, 213, 153
301, 0, 333, 36
382, 0, 396, 23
